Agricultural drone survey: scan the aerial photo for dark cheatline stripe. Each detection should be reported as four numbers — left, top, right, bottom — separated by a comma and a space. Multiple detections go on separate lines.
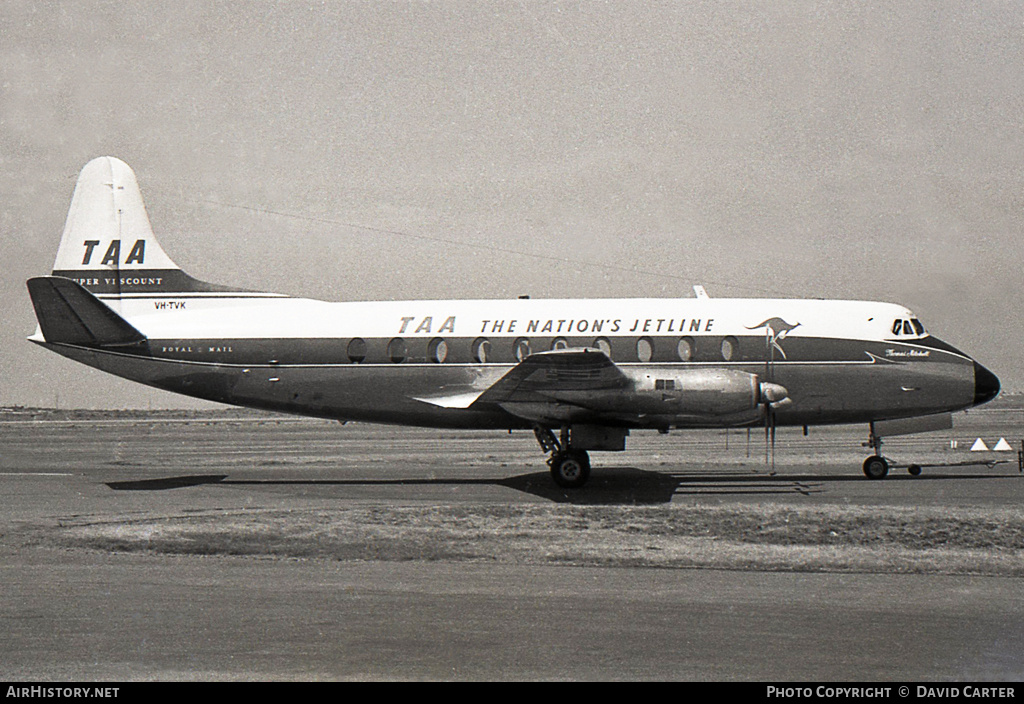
141, 335, 974, 367
51, 269, 252, 295
911, 335, 971, 358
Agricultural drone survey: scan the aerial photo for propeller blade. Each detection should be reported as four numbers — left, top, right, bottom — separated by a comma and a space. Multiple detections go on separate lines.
760, 327, 783, 475
764, 412, 770, 466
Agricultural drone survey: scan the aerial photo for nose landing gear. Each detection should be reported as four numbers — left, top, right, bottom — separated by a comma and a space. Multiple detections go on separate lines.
862, 423, 925, 478
862, 424, 890, 479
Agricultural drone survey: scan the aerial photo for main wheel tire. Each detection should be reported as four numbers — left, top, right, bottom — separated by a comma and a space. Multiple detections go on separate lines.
862, 455, 889, 480
550, 450, 591, 489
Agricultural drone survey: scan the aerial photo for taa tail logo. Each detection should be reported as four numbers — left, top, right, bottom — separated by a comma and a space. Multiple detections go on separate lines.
81, 239, 145, 266
746, 317, 800, 360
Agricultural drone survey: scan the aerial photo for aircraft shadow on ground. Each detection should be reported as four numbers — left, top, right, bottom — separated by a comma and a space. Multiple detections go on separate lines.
105, 469, 692, 503
104, 466, 1018, 505
107, 475, 230, 491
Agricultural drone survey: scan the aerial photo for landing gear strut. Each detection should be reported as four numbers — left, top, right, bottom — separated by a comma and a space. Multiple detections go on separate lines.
534, 425, 591, 489
862, 423, 889, 479
862, 424, 929, 478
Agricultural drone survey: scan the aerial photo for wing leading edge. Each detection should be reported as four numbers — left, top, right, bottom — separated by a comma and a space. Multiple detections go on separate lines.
417, 347, 775, 429
412, 348, 624, 412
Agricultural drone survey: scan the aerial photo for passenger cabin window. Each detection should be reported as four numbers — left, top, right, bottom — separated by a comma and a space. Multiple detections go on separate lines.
347, 338, 366, 364
637, 337, 654, 362
514, 338, 531, 361
472, 337, 491, 363
428, 338, 448, 363
551, 337, 569, 351
593, 337, 612, 358
721, 336, 738, 361
677, 337, 694, 362
387, 337, 407, 363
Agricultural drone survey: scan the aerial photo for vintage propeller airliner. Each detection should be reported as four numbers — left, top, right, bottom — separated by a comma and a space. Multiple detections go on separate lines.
27, 157, 1000, 487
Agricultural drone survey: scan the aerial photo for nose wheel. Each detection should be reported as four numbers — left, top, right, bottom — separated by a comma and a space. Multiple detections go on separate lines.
862, 455, 889, 479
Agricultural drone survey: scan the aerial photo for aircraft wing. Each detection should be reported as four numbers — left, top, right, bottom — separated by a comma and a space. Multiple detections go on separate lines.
469, 348, 631, 424
412, 348, 629, 420
458, 347, 768, 427
475, 348, 629, 403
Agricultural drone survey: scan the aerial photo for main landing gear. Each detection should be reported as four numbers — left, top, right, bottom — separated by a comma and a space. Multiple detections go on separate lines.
534, 425, 591, 489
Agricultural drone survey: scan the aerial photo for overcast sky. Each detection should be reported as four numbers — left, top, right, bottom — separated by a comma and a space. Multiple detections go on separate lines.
3, 0, 1023, 409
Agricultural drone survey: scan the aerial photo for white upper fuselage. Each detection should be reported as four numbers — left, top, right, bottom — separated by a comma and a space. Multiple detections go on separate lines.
108, 293, 923, 347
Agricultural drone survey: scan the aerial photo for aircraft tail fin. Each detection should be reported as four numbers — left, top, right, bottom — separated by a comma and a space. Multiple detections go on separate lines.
27, 276, 148, 350
50, 156, 242, 296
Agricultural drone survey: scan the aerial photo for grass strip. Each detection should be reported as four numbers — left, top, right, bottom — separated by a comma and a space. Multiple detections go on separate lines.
49, 503, 1024, 576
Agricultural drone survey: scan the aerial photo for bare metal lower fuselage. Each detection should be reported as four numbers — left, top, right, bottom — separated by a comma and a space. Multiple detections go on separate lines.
36, 334, 981, 431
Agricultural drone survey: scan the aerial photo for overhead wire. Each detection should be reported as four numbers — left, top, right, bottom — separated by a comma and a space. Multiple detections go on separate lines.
168, 194, 798, 299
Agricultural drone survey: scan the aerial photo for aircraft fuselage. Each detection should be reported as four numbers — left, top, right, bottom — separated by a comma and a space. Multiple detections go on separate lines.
34, 294, 989, 430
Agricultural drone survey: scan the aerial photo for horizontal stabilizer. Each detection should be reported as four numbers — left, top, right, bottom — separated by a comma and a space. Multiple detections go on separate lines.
27, 276, 148, 349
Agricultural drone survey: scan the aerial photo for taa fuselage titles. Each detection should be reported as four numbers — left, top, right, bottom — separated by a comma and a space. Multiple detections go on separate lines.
27, 157, 1000, 487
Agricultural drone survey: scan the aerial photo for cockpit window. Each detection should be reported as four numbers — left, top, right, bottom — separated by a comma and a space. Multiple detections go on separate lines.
892, 318, 926, 337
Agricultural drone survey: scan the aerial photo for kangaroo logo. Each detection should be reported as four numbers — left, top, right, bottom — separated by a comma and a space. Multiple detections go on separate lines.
746, 317, 800, 360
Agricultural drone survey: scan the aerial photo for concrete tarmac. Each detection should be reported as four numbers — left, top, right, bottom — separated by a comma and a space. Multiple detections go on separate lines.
2, 417, 1023, 680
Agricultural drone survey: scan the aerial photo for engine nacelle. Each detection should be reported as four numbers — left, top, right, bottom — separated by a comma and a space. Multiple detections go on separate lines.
624, 367, 764, 416
548, 368, 785, 418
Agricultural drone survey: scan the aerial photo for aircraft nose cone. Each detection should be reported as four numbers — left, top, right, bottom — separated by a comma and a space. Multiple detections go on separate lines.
974, 362, 1000, 406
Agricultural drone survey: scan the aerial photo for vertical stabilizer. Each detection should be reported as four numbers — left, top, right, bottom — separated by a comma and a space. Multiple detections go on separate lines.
51, 156, 239, 297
